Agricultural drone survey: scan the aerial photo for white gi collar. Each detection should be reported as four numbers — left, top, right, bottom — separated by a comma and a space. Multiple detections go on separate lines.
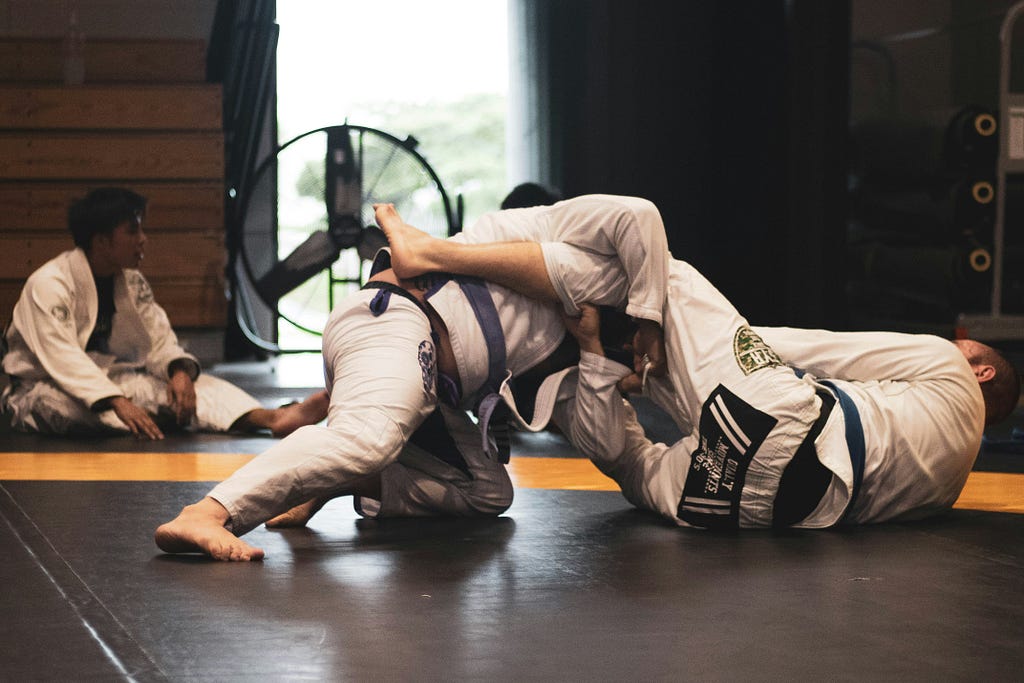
497, 365, 579, 432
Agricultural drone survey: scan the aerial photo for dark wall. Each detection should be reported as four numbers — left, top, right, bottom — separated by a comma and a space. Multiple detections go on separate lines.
787, 1, 851, 330
534, 0, 849, 328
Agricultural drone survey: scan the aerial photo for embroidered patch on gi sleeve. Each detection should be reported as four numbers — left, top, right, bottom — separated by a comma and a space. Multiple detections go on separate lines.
677, 384, 778, 530
127, 271, 155, 305
418, 339, 437, 398
50, 304, 71, 326
733, 326, 782, 375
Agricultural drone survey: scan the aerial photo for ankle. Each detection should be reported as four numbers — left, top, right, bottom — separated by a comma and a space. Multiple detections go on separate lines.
183, 497, 231, 524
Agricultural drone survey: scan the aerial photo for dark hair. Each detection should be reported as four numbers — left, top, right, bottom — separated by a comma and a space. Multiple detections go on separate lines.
598, 306, 637, 367
500, 182, 563, 210
978, 344, 1021, 426
68, 187, 147, 250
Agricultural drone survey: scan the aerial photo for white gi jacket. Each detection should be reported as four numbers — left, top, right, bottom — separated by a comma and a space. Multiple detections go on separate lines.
2, 249, 260, 434
3, 248, 198, 407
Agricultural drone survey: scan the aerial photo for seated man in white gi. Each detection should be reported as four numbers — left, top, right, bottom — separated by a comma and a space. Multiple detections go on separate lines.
155, 194, 672, 560
379, 213, 1020, 529
1, 187, 328, 440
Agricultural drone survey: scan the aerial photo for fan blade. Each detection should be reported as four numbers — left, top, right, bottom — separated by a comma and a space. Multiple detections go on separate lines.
356, 225, 389, 261
255, 230, 340, 302
326, 126, 363, 249
328, 214, 363, 252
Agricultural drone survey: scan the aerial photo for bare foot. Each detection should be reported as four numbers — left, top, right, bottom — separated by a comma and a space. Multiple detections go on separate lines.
265, 497, 329, 528
268, 389, 329, 438
373, 203, 445, 279
155, 498, 265, 561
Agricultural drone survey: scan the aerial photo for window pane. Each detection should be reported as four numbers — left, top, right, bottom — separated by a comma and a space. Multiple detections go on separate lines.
274, 1, 508, 348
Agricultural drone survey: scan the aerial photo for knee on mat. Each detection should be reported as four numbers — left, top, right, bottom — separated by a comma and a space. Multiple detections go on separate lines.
474, 474, 514, 516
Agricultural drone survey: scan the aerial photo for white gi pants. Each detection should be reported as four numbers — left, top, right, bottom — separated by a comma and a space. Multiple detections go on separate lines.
3, 370, 262, 435
357, 405, 513, 519
208, 289, 512, 533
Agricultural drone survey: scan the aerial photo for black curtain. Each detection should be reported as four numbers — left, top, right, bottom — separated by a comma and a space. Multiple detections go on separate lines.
207, 0, 279, 357
523, 0, 849, 328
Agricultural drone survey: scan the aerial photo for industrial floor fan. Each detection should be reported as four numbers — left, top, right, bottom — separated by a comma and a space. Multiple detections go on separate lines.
231, 124, 460, 353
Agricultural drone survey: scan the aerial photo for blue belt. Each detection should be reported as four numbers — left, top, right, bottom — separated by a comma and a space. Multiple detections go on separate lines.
819, 380, 866, 520
364, 280, 428, 317
438, 276, 512, 463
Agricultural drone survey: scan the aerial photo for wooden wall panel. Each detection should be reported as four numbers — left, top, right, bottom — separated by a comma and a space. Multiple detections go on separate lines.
0, 232, 225, 280
0, 85, 222, 130
0, 278, 226, 328
0, 234, 69, 278
0, 282, 19, 324
0, 39, 207, 83
150, 278, 228, 327
0, 37, 227, 331
0, 133, 224, 180
0, 182, 223, 232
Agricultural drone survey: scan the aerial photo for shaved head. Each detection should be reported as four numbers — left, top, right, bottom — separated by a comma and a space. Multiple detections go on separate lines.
954, 340, 1021, 426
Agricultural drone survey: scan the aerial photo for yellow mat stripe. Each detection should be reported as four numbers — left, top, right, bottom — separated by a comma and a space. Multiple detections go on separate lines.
951, 471, 1024, 514
0, 452, 617, 489
0, 451, 255, 482
0, 452, 1021, 513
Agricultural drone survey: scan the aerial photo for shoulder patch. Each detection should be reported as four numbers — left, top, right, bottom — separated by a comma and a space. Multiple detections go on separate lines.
50, 304, 71, 325
126, 271, 155, 305
733, 326, 782, 376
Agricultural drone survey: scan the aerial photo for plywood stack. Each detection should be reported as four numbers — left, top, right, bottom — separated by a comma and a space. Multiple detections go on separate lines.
0, 38, 226, 327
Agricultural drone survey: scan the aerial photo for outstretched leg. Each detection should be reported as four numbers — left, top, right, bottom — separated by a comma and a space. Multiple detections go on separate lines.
155, 497, 265, 561
374, 203, 559, 302
232, 389, 330, 438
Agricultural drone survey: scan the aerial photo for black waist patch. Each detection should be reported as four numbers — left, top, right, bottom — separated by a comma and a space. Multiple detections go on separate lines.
408, 408, 471, 477
677, 384, 778, 530
772, 388, 836, 527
